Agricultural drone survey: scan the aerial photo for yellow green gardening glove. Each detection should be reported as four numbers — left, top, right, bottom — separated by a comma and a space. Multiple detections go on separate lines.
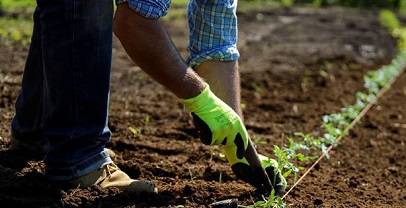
182, 85, 250, 166
182, 85, 287, 194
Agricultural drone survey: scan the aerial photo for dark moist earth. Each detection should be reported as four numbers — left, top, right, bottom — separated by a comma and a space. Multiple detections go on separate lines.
0, 6, 405, 208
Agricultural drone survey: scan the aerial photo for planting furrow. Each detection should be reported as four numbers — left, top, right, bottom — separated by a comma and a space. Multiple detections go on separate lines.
246, 10, 406, 207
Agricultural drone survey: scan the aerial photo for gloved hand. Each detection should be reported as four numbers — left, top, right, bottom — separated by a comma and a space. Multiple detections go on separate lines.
182, 84, 249, 165
182, 85, 286, 194
229, 152, 287, 195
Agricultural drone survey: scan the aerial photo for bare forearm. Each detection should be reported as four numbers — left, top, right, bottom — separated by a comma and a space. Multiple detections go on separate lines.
114, 5, 205, 99
195, 61, 242, 117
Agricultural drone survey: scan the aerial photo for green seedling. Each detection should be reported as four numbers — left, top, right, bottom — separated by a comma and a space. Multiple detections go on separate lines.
322, 113, 350, 129
128, 126, 142, 137
379, 10, 400, 34
253, 136, 268, 145
252, 83, 265, 98
188, 169, 197, 181
341, 102, 363, 121
244, 190, 285, 208
287, 136, 309, 152
273, 145, 299, 178
143, 115, 151, 125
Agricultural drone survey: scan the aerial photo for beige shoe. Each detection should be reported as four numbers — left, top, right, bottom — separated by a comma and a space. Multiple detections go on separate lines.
70, 163, 157, 194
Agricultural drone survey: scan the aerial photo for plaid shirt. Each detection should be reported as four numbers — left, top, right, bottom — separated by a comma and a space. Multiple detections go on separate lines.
117, 0, 239, 68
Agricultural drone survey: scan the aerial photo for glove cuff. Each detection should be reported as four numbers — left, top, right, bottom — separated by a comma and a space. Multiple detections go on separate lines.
181, 83, 211, 113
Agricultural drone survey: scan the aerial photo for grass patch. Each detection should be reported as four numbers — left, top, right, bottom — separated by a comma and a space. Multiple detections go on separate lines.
164, 0, 280, 21
0, 0, 35, 10
239, 0, 280, 12
0, 0, 34, 44
0, 17, 32, 45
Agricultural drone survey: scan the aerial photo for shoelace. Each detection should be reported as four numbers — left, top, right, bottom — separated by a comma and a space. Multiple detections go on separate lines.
94, 163, 121, 186
105, 163, 119, 177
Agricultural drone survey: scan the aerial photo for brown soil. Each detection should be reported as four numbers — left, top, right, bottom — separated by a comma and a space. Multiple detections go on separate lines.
0, 6, 405, 208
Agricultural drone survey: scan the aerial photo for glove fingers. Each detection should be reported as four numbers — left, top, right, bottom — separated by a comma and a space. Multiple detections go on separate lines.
221, 131, 249, 165
265, 166, 286, 196
231, 162, 261, 188
226, 122, 250, 162
232, 162, 275, 195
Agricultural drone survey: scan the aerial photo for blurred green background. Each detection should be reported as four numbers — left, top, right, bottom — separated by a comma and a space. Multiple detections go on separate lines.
271, 0, 406, 9
0, 0, 405, 45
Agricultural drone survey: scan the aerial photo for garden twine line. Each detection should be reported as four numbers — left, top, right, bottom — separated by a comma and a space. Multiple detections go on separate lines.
280, 67, 406, 201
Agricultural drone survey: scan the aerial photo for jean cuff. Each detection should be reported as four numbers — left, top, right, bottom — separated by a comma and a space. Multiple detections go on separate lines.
187, 45, 240, 69
46, 148, 113, 181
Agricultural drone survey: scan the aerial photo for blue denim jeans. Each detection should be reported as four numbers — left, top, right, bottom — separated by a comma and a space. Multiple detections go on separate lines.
11, 0, 113, 181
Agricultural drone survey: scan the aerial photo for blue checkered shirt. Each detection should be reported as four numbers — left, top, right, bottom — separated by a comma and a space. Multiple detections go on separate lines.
117, 0, 239, 68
